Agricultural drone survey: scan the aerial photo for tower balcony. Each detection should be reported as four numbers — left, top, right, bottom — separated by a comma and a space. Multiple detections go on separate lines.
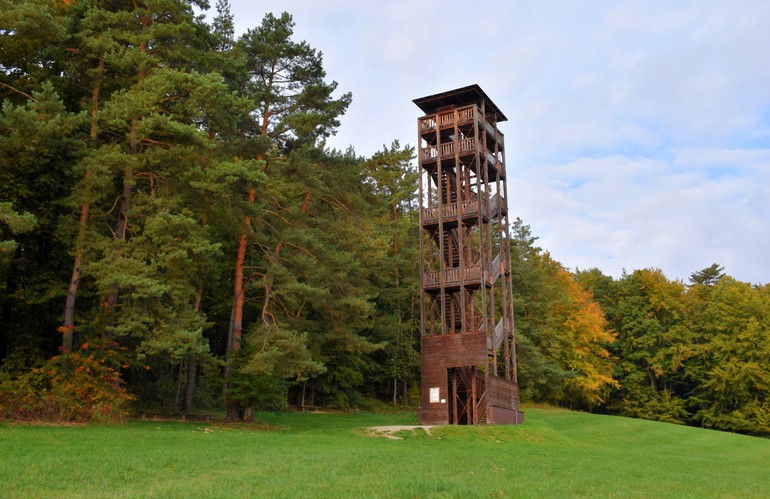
419, 105, 504, 144
422, 265, 486, 292
421, 198, 488, 227
419, 138, 505, 180
421, 193, 507, 228
419, 137, 477, 162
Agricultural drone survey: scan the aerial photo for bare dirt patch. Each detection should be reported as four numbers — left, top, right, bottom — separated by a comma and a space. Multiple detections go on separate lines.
367, 425, 435, 440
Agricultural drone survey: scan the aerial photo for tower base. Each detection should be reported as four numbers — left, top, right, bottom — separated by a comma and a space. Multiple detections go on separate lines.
418, 333, 522, 425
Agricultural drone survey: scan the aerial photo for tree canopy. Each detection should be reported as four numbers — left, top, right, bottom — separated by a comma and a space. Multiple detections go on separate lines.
2, 0, 769, 436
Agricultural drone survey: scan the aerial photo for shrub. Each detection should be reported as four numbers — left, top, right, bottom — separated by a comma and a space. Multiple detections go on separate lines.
0, 346, 133, 423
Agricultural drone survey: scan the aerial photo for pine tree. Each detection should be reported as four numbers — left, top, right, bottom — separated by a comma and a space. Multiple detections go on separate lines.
362, 142, 420, 404
0, 203, 37, 303
0, 82, 82, 365
212, 0, 235, 51
231, 147, 382, 410
689, 263, 725, 286
46, 1, 259, 411
0, 0, 70, 103
224, 12, 351, 420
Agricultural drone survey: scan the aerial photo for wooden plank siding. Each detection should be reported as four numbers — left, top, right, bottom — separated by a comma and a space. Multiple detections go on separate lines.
419, 333, 490, 425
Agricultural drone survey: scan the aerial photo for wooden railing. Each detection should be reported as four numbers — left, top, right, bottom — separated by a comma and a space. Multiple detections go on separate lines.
420, 106, 505, 173
458, 105, 502, 144
463, 266, 483, 282
421, 195, 510, 225
482, 120, 496, 139
490, 253, 502, 282
460, 198, 481, 215
438, 112, 454, 128
485, 318, 511, 353
421, 146, 437, 161
444, 203, 458, 218
421, 106, 501, 142
421, 197, 487, 224
423, 265, 483, 288
420, 117, 436, 132
459, 137, 475, 153
420, 203, 454, 222
420, 138, 478, 163
489, 193, 507, 216
457, 106, 475, 123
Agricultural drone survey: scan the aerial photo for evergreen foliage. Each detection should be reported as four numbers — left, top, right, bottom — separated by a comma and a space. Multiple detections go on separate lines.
1, 0, 768, 435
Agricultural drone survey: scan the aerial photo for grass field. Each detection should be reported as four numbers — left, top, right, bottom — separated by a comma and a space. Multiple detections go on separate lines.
2, 407, 769, 498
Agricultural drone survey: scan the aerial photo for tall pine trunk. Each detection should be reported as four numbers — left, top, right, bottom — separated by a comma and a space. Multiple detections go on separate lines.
225, 185, 255, 421
62, 56, 104, 362
183, 286, 204, 412
101, 7, 148, 344
101, 128, 135, 343
392, 202, 402, 405
225, 143, 263, 421
183, 354, 198, 413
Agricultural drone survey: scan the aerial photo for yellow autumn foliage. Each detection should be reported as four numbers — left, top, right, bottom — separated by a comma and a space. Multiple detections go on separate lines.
541, 253, 619, 406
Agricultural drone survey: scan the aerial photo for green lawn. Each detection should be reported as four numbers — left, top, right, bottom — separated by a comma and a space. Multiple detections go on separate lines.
1, 407, 768, 497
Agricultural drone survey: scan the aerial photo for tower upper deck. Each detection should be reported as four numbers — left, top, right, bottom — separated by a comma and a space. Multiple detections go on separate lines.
413, 84, 507, 123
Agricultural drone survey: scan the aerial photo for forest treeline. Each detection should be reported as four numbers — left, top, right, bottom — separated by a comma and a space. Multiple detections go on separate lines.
1, 0, 768, 435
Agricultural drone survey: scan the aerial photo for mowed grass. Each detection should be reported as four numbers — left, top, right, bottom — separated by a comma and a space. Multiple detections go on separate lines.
2, 407, 769, 498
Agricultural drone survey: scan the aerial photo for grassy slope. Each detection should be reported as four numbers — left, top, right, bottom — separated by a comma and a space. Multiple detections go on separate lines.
1, 407, 769, 498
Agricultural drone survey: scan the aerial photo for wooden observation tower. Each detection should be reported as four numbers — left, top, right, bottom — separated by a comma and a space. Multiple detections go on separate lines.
414, 85, 523, 425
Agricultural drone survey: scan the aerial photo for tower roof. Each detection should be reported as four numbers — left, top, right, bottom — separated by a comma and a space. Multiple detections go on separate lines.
413, 84, 507, 122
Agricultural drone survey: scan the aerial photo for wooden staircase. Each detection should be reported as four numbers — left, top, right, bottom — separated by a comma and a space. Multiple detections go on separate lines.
449, 367, 489, 425
443, 294, 461, 332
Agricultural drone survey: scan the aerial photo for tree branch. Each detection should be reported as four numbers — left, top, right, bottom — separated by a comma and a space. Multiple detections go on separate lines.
0, 81, 36, 101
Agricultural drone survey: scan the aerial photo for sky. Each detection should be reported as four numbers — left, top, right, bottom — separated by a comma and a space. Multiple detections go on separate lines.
222, 0, 770, 285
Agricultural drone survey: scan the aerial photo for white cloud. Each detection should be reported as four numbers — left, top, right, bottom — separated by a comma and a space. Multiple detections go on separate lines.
515, 149, 770, 283
226, 0, 770, 283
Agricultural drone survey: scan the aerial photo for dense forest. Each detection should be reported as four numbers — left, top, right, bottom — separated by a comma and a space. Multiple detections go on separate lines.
1, 0, 768, 435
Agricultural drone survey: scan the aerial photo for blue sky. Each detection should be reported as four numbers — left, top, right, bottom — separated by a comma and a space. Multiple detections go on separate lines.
224, 0, 770, 284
